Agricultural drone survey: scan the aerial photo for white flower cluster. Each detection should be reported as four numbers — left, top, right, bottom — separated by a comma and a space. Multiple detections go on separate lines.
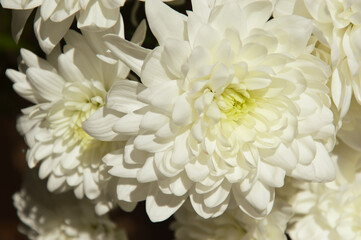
172, 199, 292, 240
14, 170, 127, 240
286, 141, 361, 240
3, 0, 361, 238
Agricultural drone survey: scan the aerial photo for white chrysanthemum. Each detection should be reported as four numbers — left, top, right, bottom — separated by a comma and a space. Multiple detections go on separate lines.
0, 0, 174, 54
287, 141, 361, 240
275, 0, 361, 117
14, 170, 127, 240
6, 29, 138, 214
85, 0, 336, 221
172, 199, 292, 240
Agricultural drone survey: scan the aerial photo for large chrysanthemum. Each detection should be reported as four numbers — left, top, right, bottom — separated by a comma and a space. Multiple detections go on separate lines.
0, 0, 174, 54
7, 29, 138, 214
14, 170, 127, 240
85, 0, 336, 221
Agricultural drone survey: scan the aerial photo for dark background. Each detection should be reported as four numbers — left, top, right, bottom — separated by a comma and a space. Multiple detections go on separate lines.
0, 1, 191, 239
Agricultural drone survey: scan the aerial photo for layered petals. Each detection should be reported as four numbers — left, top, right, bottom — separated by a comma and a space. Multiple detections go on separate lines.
92, 0, 336, 222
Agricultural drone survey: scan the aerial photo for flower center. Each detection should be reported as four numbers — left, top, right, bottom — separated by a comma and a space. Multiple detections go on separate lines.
47, 82, 106, 150
216, 87, 255, 122
71, 96, 104, 148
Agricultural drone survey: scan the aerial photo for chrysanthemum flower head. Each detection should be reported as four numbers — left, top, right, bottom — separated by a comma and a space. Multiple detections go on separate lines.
172, 199, 292, 240
85, 0, 336, 221
0, 0, 174, 54
275, 0, 361, 119
6, 28, 141, 214
287, 141, 361, 240
14, 170, 127, 240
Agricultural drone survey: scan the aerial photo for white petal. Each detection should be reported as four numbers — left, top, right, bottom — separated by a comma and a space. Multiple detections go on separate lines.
137, 157, 158, 183
34, 9, 73, 54
258, 161, 285, 188
11, 9, 32, 42
145, 0, 187, 44
124, 139, 148, 165
203, 180, 231, 208
169, 172, 193, 196
112, 113, 143, 135
233, 181, 274, 219
265, 15, 313, 57
106, 80, 146, 113
141, 47, 171, 87
100, 0, 125, 9
81, 14, 125, 64
64, 31, 104, 80
117, 179, 148, 202
243, 0, 272, 30
244, 74, 272, 91
57, 53, 86, 82
77, 0, 118, 31
209, 2, 246, 37
190, 189, 230, 218
294, 136, 317, 165
146, 184, 186, 222
49, 1, 77, 22
140, 111, 169, 132
185, 159, 209, 182
162, 39, 191, 77
39, 157, 54, 179
172, 94, 192, 126
47, 174, 66, 192
40, 0, 57, 20
104, 34, 150, 76
150, 81, 180, 113
290, 142, 335, 182
109, 161, 139, 179
191, 0, 211, 23
82, 107, 128, 141
6, 69, 38, 103
130, 19, 147, 45
263, 143, 297, 170
1, 0, 41, 9
171, 131, 190, 167
83, 168, 100, 199
134, 134, 172, 153
26, 67, 64, 101
20, 48, 56, 71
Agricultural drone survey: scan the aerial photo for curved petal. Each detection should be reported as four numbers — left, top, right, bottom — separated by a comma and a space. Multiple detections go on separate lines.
146, 184, 187, 222
34, 9, 73, 54
11, 9, 33, 42
145, 0, 187, 45
77, 0, 118, 31
82, 107, 129, 141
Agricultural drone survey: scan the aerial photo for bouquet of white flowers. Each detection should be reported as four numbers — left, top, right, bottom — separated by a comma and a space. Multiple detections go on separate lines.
2, 0, 361, 239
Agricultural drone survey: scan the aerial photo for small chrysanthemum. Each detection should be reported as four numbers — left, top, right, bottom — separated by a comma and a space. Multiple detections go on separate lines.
287, 141, 361, 240
172, 199, 292, 240
275, 0, 361, 117
85, 0, 336, 221
7, 29, 142, 214
14, 170, 127, 240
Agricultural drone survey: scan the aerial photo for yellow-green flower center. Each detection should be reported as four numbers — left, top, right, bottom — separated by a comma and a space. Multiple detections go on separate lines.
71, 97, 104, 148
47, 82, 106, 150
216, 87, 255, 122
